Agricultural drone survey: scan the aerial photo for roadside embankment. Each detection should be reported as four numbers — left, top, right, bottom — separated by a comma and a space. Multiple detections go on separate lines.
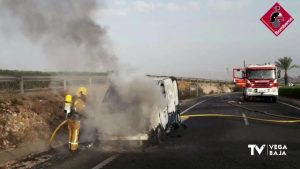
0, 91, 65, 151
177, 80, 234, 100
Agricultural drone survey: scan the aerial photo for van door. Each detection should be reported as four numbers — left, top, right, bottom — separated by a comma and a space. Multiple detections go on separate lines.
172, 80, 179, 106
164, 79, 176, 113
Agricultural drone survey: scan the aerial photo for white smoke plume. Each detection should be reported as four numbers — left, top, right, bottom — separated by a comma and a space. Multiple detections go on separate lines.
86, 73, 166, 139
0, 0, 167, 145
0, 0, 117, 71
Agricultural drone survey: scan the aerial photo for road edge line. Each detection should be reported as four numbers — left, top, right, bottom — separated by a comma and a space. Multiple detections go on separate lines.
181, 99, 208, 115
278, 101, 300, 111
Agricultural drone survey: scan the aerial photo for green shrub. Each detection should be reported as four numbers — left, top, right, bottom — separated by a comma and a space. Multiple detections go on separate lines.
279, 87, 300, 99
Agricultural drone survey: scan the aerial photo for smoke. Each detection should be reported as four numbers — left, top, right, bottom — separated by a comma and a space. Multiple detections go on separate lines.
85, 73, 166, 140
0, 0, 117, 71
0, 0, 167, 147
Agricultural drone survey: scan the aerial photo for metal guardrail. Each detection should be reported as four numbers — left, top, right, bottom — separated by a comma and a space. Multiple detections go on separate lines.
0, 75, 108, 93
0, 76, 19, 82
147, 75, 231, 84
0, 74, 231, 94
177, 77, 231, 84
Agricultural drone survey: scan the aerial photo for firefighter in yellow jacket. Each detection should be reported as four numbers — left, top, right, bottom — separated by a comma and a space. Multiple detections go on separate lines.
64, 87, 88, 118
64, 86, 88, 151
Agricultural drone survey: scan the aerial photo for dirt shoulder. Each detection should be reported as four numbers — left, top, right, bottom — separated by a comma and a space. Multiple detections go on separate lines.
0, 91, 65, 151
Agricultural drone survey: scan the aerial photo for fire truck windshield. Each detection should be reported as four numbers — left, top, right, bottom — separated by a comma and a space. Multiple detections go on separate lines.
247, 69, 275, 80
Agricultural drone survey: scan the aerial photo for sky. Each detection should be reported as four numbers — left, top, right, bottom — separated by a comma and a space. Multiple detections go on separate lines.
0, 0, 299, 80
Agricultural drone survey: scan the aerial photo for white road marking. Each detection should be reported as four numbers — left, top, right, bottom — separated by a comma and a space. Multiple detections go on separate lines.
180, 99, 208, 115
242, 113, 249, 126
91, 154, 120, 169
278, 101, 300, 111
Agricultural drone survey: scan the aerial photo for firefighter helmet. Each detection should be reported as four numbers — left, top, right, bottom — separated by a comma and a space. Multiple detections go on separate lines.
76, 87, 87, 97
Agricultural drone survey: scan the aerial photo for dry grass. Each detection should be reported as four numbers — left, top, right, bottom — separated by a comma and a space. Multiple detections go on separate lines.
0, 91, 65, 150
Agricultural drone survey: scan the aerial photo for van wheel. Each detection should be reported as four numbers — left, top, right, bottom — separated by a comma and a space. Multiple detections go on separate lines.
156, 125, 166, 144
173, 113, 181, 129
147, 129, 157, 146
176, 112, 182, 123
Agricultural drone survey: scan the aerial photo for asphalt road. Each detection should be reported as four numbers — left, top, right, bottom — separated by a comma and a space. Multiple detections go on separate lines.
31, 93, 300, 169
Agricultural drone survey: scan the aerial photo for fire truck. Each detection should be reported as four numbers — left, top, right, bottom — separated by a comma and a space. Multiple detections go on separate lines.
233, 64, 281, 102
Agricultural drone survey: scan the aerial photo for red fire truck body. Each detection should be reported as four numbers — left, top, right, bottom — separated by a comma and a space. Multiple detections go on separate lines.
233, 64, 281, 102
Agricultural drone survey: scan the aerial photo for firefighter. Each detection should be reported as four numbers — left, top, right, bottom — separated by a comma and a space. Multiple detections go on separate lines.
64, 86, 88, 119
72, 86, 88, 118
64, 86, 88, 151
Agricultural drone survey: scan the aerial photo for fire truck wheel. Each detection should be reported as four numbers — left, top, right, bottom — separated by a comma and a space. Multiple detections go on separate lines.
271, 96, 277, 103
243, 95, 248, 102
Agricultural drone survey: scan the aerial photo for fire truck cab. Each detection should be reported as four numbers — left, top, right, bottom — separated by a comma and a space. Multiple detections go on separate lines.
233, 64, 281, 102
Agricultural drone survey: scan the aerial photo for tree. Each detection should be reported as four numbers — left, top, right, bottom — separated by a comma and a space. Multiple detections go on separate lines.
275, 57, 300, 86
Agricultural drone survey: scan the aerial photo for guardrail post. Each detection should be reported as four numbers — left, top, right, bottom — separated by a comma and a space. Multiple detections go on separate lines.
89, 77, 92, 90
19, 76, 24, 93
63, 79, 67, 90
189, 80, 192, 97
196, 80, 199, 97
